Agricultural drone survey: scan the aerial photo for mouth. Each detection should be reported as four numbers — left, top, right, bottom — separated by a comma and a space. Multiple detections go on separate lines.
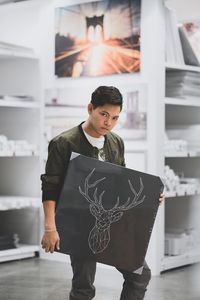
101, 127, 109, 132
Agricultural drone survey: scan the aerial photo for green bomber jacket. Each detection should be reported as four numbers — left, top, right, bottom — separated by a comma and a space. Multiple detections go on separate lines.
41, 122, 125, 204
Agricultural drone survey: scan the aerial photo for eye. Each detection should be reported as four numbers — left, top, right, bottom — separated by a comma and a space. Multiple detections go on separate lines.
100, 112, 108, 117
113, 116, 119, 121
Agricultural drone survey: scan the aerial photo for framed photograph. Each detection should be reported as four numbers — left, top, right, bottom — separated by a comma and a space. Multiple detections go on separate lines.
55, 0, 141, 78
113, 84, 147, 140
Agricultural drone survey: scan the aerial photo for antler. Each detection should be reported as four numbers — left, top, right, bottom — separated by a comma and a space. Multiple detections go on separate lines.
79, 170, 145, 212
79, 169, 146, 255
79, 168, 106, 206
111, 177, 145, 212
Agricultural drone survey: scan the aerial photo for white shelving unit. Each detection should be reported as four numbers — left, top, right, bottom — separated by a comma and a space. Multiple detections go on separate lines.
0, 45, 42, 262
0, 99, 40, 108
165, 62, 200, 72
0, 245, 39, 263
0, 49, 38, 60
161, 248, 200, 272
0, 152, 40, 157
0, 196, 41, 210
162, 64, 200, 271
165, 152, 200, 158
165, 190, 200, 198
165, 97, 200, 107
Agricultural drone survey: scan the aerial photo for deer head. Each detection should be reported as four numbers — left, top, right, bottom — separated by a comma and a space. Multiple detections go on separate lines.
79, 168, 145, 254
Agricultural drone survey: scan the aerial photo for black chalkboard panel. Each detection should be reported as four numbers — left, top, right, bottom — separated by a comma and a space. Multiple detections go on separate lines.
55, 153, 163, 272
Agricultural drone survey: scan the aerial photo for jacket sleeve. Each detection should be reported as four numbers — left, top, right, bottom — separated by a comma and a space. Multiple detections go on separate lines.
40, 138, 71, 203
120, 138, 126, 167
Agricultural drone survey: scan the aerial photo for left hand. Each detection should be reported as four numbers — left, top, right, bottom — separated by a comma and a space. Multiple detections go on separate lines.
159, 193, 165, 205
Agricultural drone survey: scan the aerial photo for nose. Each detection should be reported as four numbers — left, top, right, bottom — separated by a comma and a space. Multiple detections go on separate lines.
105, 117, 112, 127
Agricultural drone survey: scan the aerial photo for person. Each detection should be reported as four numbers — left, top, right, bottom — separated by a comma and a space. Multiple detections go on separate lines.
41, 86, 165, 300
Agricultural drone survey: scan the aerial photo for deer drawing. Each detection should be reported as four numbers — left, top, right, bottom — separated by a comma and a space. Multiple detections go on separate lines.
79, 168, 146, 254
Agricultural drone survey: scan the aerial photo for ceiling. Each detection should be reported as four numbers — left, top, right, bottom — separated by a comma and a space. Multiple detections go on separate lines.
0, 0, 29, 5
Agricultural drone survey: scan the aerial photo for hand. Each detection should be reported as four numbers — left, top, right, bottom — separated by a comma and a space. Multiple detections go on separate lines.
159, 193, 165, 205
41, 231, 60, 253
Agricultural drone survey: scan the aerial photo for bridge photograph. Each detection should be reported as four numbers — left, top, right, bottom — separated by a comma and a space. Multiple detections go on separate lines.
55, 0, 141, 78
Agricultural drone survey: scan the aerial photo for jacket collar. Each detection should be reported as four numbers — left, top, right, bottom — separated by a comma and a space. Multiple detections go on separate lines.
78, 122, 107, 146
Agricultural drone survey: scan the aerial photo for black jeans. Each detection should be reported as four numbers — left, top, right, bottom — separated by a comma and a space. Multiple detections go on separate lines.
69, 256, 151, 300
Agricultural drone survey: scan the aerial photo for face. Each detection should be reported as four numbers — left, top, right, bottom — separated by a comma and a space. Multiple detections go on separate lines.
87, 103, 121, 137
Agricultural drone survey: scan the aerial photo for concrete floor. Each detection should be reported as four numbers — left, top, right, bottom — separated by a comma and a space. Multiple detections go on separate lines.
0, 258, 200, 300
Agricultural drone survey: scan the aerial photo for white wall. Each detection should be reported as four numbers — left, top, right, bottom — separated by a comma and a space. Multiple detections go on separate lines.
0, 0, 40, 52
165, 0, 200, 21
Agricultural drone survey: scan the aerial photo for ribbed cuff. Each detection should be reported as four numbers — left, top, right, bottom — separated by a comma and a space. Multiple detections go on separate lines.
42, 189, 58, 202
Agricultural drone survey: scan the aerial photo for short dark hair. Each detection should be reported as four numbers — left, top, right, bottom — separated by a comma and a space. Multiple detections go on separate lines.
91, 86, 123, 111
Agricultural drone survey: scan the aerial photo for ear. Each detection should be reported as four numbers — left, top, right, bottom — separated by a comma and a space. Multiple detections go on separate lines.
88, 103, 93, 115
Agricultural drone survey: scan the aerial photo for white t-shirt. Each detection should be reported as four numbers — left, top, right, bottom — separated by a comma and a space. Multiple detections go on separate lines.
83, 130, 105, 161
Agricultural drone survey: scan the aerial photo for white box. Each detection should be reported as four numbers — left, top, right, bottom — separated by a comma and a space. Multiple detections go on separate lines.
165, 233, 187, 256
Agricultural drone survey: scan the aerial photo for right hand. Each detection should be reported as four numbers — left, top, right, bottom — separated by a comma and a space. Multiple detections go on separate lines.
41, 231, 60, 253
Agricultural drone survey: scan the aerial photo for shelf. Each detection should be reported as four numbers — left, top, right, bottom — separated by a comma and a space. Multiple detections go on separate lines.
0, 244, 39, 263
0, 196, 41, 211
165, 190, 200, 198
165, 97, 200, 107
0, 151, 39, 157
45, 105, 85, 117
165, 151, 200, 158
0, 99, 40, 109
161, 249, 200, 272
165, 63, 200, 73
0, 48, 38, 60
